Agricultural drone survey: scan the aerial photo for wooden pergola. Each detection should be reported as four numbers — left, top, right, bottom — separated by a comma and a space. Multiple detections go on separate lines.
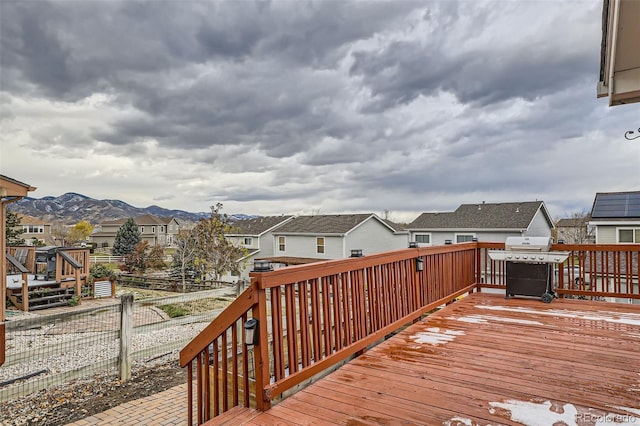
1, 175, 36, 366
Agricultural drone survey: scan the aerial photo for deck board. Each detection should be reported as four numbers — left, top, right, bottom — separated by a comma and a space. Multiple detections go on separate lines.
211, 293, 640, 425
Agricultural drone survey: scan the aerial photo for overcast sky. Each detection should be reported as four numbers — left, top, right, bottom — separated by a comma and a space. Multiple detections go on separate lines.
1, 0, 638, 223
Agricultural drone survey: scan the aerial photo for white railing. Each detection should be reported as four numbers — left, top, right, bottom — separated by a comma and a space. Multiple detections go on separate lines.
90, 255, 124, 264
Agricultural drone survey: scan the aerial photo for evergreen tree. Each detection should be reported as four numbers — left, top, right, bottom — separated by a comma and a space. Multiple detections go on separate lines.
112, 218, 141, 256
6, 211, 26, 246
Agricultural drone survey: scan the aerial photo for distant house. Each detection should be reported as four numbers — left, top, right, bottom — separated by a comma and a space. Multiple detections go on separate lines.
556, 216, 595, 244
406, 201, 554, 245
16, 215, 54, 246
588, 191, 640, 243
270, 214, 409, 262
222, 215, 295, 280
90, 214, 181, 248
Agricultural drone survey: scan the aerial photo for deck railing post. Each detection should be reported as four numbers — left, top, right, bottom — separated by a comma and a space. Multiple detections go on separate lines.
251, 275, 271, 411
475, 243, 482, 292
0, 322, 5, 367
21, 272, 29, 312
119, 293, 133, 381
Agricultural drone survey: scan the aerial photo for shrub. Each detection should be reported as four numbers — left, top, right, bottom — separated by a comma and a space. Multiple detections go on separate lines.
158, 304, 190, 318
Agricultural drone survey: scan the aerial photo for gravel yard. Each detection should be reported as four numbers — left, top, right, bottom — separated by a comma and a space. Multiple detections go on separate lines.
1, 288, 235, 425
0, 357, 186, 426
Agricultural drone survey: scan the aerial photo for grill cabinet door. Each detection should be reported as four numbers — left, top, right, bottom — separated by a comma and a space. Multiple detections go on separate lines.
506, 262, 550, 298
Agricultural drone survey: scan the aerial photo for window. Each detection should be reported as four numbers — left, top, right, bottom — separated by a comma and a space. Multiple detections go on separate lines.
455, 234, 475, 243
316, 237, 325, 254
23, 225, 44, 234
415, 234, 430, 244
244, 237, 253, 245
618, 228, 640, 243
140, 226, 144, 233
152, 226, 156, 233
278, 236, 286, 252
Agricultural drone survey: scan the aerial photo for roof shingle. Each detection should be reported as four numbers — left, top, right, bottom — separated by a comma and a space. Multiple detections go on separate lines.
229, 216, 293, 235
408, 201, 545, 230
273, 214, 376, 234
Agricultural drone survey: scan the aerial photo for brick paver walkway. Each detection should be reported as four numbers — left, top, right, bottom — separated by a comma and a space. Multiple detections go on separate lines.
66, 383, 190, 426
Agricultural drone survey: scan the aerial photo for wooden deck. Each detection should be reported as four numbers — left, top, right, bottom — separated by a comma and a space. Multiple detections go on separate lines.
212, 293, 640, 425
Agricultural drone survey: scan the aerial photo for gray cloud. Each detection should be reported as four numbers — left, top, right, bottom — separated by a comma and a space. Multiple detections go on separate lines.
1, 0, 638, 221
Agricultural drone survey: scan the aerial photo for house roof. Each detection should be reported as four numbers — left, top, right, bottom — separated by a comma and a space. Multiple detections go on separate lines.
556, 217, 590, 228
0, 174, 37, 197
256, 256, 326, 265
380, 218, 408, 233
229, 216, 294, 236
101, 215, 176, 226
273, 214, 384, 235
597, 0, 640, 106
590, 191, 640, 219
17, 214, 48, 225
407, 201, 548, 230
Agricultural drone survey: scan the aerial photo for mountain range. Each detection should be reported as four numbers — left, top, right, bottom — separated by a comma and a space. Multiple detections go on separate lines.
7, 193, 253, 225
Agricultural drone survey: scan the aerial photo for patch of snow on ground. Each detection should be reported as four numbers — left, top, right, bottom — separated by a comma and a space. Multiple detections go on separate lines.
477, 305, 640, 326
443, 417, 476, 426
452, 314, 543, 326
489, 400, 578, 426
410, 327, 464, 345
609, 406, 640, 416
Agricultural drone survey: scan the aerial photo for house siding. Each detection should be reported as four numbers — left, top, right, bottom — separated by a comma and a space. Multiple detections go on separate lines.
276, 235, 341, 259
347, 219, 407, 254
524, 210, 552, 237
596, 226, 618, 244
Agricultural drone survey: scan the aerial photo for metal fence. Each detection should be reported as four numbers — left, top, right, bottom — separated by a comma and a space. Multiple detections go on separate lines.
0, 286, 239, 402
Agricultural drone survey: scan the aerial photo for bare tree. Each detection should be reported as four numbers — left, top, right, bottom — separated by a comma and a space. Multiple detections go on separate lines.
51, 223, 69, 246
555, 210, 594, 244
172, 229, 198, 291
192, 203, 247, 282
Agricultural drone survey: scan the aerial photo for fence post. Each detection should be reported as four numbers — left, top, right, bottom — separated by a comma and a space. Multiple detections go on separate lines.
119, 294, 134, 381
1, 322, 5, 367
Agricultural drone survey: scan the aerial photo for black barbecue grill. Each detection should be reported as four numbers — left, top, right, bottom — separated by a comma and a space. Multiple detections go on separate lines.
488, 237, 569, 303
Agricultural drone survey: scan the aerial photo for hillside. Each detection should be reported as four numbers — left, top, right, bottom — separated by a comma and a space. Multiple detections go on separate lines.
7, 193, 252, 225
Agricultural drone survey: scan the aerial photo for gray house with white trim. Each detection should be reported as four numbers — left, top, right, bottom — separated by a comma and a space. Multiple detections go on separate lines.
588, 191, 640, 244
223, 215, 294, 280
270, 214, 408, 261
406, 201, 554, 245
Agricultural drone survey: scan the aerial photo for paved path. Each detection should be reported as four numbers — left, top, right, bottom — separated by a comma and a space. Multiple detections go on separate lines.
66, 383, 191, 426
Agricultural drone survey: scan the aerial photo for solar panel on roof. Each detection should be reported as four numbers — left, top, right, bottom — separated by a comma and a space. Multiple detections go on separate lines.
592, 192, 640, 218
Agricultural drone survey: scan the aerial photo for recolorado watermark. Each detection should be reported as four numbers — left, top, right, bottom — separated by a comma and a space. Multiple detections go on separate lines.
576, 413, 638, 424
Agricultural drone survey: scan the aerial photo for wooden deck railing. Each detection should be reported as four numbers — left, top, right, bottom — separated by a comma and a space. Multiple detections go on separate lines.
477, 242, 640, 300
553, 243, 640, 299
5, 246, 36, 274
180, 243, 478, 425
180, 241, 640, 424
4, 247, 90, 311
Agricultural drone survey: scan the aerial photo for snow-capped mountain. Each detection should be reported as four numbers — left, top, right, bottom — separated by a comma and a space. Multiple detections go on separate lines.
7, 193, 254, 225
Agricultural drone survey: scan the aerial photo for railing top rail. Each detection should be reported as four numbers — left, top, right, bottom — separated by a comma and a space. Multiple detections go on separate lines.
179, 282, 259, 368
5, 253, 29, 273
477, 242, 640, 252
551, 243, 640, 251
58, 250, 83, 269
252, 242, 478, 289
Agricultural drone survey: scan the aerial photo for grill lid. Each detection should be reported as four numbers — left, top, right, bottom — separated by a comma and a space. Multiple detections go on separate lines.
488, 236, 569, 264
505, 236, 551, 252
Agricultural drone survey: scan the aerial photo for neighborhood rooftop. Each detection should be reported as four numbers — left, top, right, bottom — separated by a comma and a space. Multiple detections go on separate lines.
591, 191, 640, 219
228, 215, 293, 235
408, 201, 548, 230
273, 213, 388, 234
100, 214, 176, 226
